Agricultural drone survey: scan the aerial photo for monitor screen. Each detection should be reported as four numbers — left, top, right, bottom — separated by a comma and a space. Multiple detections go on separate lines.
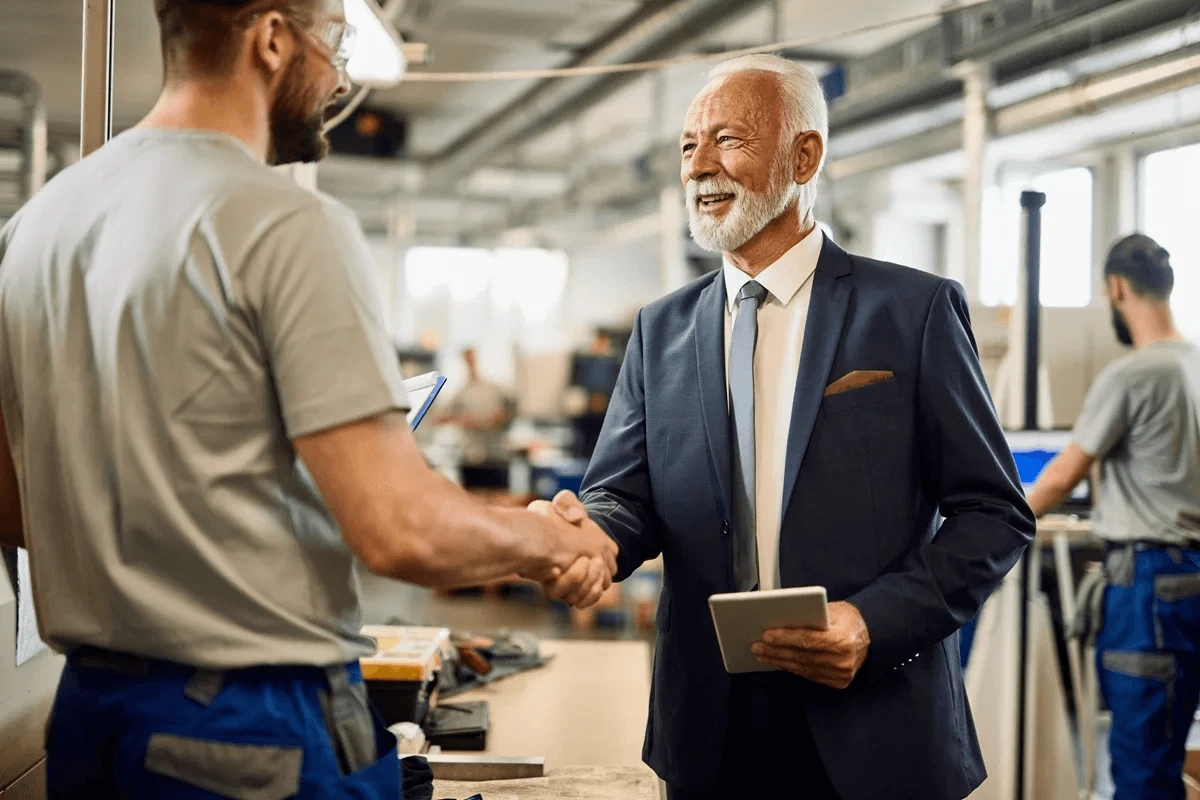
1004, 430, 1090, 505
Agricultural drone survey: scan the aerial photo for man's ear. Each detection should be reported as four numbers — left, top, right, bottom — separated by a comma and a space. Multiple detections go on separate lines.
793, 130, 824, 186
1107, 274, 1128, 304
249, 11, 296, 82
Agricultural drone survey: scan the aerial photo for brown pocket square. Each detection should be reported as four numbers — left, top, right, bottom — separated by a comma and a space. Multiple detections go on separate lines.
824, 370, 896, 397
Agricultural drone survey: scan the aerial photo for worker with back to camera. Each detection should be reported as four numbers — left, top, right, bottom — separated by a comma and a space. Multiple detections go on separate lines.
1027, 234, 1200, 800
0, 0, 615, 796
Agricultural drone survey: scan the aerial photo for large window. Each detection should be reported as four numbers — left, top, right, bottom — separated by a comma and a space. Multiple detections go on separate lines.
403, 247, 570, 383
980, 167, 1094, 307
1141, 143, 1200, 342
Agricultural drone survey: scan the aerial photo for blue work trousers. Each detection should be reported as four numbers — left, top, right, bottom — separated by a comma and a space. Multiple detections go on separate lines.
46, 648, 402, 799
1097, 547, 1200, 800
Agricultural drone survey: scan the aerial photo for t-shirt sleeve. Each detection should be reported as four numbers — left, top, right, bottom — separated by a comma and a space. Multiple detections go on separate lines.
1072, 362, 1130, 459
248, 198, 409, 439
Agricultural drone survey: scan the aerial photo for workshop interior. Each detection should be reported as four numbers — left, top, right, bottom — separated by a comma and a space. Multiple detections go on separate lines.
2, 0, 1200, 798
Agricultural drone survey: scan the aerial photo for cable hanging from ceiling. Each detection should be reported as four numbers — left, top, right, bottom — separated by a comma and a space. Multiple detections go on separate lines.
398, 0, 994, 83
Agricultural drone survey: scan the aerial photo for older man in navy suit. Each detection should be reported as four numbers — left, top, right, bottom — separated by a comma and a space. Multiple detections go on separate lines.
546, 54, 1035, 799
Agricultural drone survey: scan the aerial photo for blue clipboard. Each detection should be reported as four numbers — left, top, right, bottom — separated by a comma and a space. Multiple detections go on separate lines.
405, 373, 448, 431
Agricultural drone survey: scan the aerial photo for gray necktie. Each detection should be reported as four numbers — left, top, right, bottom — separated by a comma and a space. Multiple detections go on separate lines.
730, 280, 768, 592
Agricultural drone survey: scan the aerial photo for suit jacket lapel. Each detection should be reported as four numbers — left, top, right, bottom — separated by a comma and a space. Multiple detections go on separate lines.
694, 272, 732, 519
781, 238, 853, 522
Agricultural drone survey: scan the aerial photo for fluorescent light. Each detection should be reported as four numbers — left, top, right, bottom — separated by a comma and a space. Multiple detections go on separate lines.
344, 0, 407, 88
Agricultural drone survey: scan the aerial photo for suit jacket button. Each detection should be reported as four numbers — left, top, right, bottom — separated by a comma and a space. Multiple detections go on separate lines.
721, 521, 730, 536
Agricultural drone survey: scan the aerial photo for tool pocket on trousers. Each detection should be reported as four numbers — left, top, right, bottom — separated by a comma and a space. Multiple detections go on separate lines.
1152, 572, 1200, 652
1100, 650, 1178, 740
144, 733, 302, 800
318, 679, 377, 776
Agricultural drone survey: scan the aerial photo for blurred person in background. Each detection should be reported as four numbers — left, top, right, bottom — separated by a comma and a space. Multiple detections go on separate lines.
1028, 234, 1200, 800
545, 54, 1034, 799
438, 347, 515, 489
0, 1, 613, 796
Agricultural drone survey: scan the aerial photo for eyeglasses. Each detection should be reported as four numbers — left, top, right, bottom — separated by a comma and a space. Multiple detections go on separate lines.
241, 7, 357, 75
305, 16, 356, 72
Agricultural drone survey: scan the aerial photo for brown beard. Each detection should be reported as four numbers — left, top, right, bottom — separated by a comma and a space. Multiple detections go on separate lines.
268, 48, 330, 166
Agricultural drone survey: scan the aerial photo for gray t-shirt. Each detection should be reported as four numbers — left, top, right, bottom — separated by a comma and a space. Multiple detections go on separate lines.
0, 129, 409, 668
1072, 340, 1200, 545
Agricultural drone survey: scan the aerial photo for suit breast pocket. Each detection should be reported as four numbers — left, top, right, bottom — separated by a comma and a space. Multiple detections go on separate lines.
822, 377, 902, 415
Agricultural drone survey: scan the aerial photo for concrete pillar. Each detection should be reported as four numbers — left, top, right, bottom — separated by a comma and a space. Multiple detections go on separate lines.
1114, 145, 1138, 235
80, 0, 114, 157
953, 61, 993, 304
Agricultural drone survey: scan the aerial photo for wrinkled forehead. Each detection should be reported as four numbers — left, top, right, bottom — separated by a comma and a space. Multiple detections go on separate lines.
682, 71, 785, 133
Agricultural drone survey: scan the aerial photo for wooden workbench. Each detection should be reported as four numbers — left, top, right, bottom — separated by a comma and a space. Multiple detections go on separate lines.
445, 639, 653, 769
434, 767, 659, 800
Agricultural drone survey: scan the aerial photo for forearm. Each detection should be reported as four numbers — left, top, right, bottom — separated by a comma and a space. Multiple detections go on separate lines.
1026, 449, 1091, 518
380, 475, 556, 588
1026, 478, 1073, 519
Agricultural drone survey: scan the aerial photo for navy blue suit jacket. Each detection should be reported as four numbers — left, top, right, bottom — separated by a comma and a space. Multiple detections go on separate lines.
580, 238, 1035, 798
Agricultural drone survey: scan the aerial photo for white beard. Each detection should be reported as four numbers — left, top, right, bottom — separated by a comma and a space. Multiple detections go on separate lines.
687, 156, 800, 254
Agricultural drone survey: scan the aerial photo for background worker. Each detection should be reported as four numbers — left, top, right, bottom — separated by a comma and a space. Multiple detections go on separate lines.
0, 0, 613, 797
1027, 234, 1200, 800
437, 347, 514, 489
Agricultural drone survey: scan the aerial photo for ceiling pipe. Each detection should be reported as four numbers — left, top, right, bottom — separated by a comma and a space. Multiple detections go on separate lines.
0, 70, 48, 203
992, 45, 1200, 133
422, 0, 767, 190
827, 41, 1200, 179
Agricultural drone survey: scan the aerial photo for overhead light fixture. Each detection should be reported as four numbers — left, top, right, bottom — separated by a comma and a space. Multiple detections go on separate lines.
344, 0, 408, 88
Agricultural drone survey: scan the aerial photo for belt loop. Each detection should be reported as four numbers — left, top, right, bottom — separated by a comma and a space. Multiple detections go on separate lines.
184, 669, 225, 707
1104, 544, 1137, 588
324, 664, 352, 701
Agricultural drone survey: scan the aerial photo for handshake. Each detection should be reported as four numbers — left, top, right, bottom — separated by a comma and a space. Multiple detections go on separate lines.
521, 491, 618, 610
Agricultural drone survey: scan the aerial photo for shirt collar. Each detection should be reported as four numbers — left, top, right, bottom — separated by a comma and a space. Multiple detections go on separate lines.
723, 227, 824, 312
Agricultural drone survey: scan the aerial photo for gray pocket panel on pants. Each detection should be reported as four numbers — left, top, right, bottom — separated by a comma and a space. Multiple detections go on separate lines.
1101, 650, 1176, 682
1154, 573, 1200, 603
144, 733, 303, 800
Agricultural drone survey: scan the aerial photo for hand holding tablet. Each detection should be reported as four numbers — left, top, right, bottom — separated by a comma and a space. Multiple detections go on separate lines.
708, 586, 829, 674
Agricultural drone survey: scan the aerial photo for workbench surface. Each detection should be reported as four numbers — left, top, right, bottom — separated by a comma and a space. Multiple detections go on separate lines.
434, 766, 659, 800
446, 639, 653, 769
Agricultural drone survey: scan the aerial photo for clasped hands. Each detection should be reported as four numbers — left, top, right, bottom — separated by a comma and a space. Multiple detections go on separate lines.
524, 490, 617, 610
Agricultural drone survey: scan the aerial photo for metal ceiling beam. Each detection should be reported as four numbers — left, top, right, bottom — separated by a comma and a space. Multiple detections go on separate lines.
826, 42, 1200, 179
422, 0, 767, 190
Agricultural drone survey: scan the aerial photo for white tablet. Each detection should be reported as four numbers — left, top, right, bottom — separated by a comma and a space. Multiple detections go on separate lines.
708, 586, 829, 674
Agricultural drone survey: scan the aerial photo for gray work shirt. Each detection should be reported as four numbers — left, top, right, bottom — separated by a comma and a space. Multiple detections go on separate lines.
0, 129, 409, 668
1072, 340, 1200, 546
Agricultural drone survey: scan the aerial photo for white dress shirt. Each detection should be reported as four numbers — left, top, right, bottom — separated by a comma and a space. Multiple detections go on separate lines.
723, 229, 823, 591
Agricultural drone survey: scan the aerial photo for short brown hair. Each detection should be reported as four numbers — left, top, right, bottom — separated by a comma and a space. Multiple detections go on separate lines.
154, 0, 314, 82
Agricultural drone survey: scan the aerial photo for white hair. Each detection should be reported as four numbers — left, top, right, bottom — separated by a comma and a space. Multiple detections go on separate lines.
705, 54, 829, 224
